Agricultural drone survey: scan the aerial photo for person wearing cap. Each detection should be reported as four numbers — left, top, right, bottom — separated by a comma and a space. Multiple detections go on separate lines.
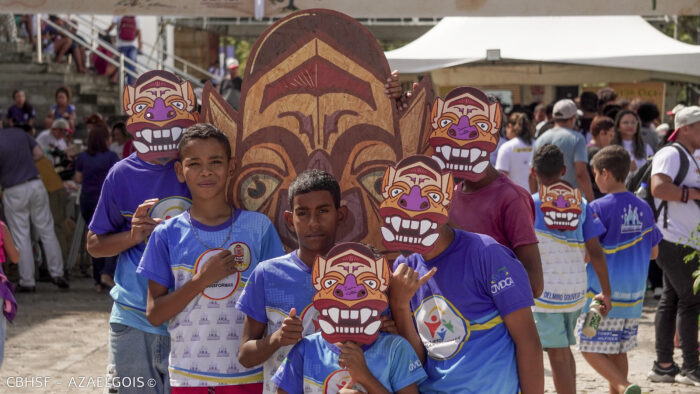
219, 58, 243, 110
530, 99, 595, 202
0, 125, 69, 292
36, 118, 69, 152
648, 105, 700, 386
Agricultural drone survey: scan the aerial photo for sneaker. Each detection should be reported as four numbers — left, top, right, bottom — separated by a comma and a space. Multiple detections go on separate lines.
624, 384, 641, 394
51, 276, 70, 290
648, 361, 680, 383
675, 367, 700, 386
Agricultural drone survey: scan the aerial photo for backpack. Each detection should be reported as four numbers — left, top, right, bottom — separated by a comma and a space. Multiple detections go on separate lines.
118, 16, 137, 41
626, 143, 689, 228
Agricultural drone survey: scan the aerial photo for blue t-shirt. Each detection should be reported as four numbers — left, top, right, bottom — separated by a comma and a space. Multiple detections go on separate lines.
272, 332, 426, 394
50, 104, 76, 121
137, 210, 285, 387
531, 127, 588, 188
586, 192, 662, 318
236, 251, 319, 393
394, 230, 534, 393
89, 153, 192, 335
532, 193, 605, 313
75, 150, 120, 200
0, 127, 40, 189
7, 105, 35, 125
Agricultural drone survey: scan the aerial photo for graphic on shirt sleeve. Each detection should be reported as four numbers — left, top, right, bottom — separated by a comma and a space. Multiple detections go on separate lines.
539, 180, 582, 231
414, 295, 469, 360
620, 204, 643, 233
323, 369, 366, 393
148, 196, 192, 221
490, 267, 515, 295
193, 248, 241, 300
123, 70, 199, 163
312, 243, 389, 344
228, 242, 252, 272
379, 155, 453, 254
428, 87, 502, 181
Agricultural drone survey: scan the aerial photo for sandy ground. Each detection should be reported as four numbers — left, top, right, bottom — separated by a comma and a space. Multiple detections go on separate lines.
0, 278, 698, 393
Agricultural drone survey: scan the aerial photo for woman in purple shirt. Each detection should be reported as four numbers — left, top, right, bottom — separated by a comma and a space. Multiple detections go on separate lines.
75, 124, 119, 292
6, 90, 35, 128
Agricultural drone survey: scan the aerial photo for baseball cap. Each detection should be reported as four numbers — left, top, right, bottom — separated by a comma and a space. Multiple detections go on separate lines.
51, 118, 70, 130
666, 103, 685, 116
552, 99, 577, 120
667, 105, 700, 141
226, 58, 239, 70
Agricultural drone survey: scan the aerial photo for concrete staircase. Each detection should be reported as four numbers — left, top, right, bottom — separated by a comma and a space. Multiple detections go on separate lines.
0, 42, 122, 130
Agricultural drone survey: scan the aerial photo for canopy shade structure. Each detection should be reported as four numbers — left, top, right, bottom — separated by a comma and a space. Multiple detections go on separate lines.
385, 16, 700, 78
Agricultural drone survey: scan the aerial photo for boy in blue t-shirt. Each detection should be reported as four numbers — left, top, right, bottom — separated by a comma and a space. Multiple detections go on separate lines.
137, 124, 285, 391
236, 170, 355, 393
580, 145, 661, 394
530, 144, 612, 394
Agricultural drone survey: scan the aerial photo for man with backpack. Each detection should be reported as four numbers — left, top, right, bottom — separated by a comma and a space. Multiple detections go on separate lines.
106, 16, 141, 84
646, 106, 700, 387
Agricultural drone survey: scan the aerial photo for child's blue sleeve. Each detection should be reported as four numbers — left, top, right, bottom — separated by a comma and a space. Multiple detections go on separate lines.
236, 263, 268, 324
136, 226, 174, 289
582, 203, 606, 242
271, 340, 305, 394
389, 337, 427, 391
261, 221, 285, 261
88, 175, 126, 235
483, 244, 535, 316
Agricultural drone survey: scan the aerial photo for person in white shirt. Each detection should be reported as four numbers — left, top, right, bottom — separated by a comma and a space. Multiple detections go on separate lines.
35, 118, 68, 152
612, 110, 654, 174
496, 112, 534, 190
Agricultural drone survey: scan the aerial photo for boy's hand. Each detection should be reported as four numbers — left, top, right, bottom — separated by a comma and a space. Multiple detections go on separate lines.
337, 342, 372, 384
594, 293, 612, 316
379, 315, 397, 334
271, 308, 303, 346
130, 198, 162, 244
194, 250, 237, 287
390, 264, 436, 308
339, 378, 362, 394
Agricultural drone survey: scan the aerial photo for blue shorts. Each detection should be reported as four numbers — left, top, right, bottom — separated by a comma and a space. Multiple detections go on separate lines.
533, 310, 581, 349
576, 316, 639, 354
108, 323, 171, 393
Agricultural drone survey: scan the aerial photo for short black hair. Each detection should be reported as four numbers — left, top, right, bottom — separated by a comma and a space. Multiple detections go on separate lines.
287, 169, 341, 209
177, 123, 231, 159
592, 145, 630, 183
637, 101, 660, 124
533, 144, 564, 178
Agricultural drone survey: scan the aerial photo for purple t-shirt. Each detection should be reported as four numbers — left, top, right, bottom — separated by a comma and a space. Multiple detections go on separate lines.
75, 150, 120, 200
0, 127, 39, 189
7, 105, 35, 125
90, 152, 191, 335
449, 173, 538, 251
393, 229, 534, 393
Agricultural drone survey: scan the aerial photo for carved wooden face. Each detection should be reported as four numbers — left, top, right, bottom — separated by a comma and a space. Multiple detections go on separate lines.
429, 87, 502, 181
312, 243, 389, 344
123, 70, 198, 163
539, 180, 582, 231
379, 155, 453, 254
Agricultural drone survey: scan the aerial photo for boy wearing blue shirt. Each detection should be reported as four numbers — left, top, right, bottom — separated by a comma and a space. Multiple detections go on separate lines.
137, 124, 285, 391
580, 145, 661, 394
530, 144, 612, 394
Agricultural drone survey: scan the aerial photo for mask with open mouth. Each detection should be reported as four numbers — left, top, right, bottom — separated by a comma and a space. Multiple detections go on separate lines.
428, 87, 502, 181
378, 155, 453, 254
312, 243, 389, 345
539, 180, 582, 231
123, 70, 199, 163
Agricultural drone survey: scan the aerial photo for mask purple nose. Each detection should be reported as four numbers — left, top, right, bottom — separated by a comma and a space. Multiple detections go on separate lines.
333, 274, 367, 301
553, 195, 571, 209
399, 186, 430, 211
448, 116, 479, 140
145, 98, 176, 122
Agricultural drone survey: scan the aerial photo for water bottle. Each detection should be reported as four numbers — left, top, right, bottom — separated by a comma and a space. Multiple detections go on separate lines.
582, 299, 603, 338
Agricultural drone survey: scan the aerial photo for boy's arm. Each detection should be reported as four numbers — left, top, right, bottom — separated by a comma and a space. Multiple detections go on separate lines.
585, 237, 612, 314
238, 309, 303, 368
146, 250, 238, 326
1, 222, 20, 263
87, 198, 160, 258
650, 244, 659, 260
502, 307, 544, 394
513, 243, 543, 298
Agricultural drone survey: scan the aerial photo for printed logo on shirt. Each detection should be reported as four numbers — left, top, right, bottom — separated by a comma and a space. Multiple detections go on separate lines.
408, 359, 422, 373
194, 248, 241, 300
148, 196, 192, 221
323, 369, 365, 393
490, 266, 515, 295
300, 303, 322, 333
228, 242, 252, 272
414, 295, 469, 360
620, 204, 643, 234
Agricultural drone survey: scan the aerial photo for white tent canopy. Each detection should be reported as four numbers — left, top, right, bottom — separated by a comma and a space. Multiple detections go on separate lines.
385, 16, 700, 77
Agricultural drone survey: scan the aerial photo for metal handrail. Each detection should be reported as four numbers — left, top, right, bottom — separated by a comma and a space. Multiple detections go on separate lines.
72, 14, 219, 82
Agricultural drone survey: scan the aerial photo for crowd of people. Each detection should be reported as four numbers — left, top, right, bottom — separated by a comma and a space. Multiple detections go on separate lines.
0, 67, 698, 394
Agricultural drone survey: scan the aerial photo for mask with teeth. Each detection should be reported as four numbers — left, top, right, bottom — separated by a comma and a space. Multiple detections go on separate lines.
539, 181, 583, 231
428, 87, 502, 182
378, 155, 453, 254
124, 70, 200, 163
312, 243, 389, 345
